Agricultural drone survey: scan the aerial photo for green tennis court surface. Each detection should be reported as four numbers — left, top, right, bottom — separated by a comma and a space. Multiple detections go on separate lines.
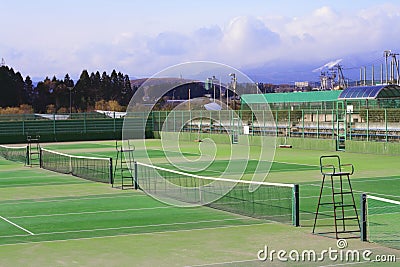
1, 140, 399, 266
0, 191, 266, 245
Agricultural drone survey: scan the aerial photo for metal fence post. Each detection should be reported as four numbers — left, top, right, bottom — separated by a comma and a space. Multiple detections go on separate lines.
302, 109, 304, 138
385, 109, 388, 142
366, 109, 369, 141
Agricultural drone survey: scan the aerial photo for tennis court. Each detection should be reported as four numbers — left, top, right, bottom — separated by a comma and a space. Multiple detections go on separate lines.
0, 140, 399, 266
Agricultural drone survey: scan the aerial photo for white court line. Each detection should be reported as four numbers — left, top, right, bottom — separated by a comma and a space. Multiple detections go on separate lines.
303, 182, 400, 199
274, 160, 320, 167
0, 221, 272, 247
0, 175, 75, 181
9, 206, 174, 219
0, 215, 34, 235
1, 193, 145, 206
0, 217, 256, 240
0, 181, 87, 188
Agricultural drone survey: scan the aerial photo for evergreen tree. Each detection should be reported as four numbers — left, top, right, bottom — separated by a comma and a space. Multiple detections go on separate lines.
121, 74, 133, 106
0, 66, 27, 107
63, 73, 74, 87
90, 71, 102, 102
101, 71, 111, 101
74, 70, 91, 110
33, 77, 52, 113
24, 76, 34, 105
110, 69, 119, 100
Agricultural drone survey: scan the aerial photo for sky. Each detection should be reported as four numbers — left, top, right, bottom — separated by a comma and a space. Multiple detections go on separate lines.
2, 0, 400, 82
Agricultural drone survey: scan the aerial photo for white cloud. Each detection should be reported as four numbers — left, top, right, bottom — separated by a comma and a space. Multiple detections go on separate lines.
4, 3, 400, 81
147, 32, 192, 56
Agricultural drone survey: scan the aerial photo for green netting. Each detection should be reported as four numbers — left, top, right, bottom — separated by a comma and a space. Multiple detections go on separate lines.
366, 195, 400, 250
40, 148, 113, 184
0, 145, 28, 164
135, 162, 299, 225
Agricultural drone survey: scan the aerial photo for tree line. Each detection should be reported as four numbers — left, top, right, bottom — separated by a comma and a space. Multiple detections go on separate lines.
0, 65, 136, 113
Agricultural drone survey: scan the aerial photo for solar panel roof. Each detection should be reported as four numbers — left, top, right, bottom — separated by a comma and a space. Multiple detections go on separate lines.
338, 85, 400, 100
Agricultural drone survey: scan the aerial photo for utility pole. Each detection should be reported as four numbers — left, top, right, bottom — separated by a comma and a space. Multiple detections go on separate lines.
229, 73, 237, 109
212, 76, 216, 103
188, 87, 191, 110
372, 65, 375, 86
384, 50, 391, 84
219, 77, 222, 105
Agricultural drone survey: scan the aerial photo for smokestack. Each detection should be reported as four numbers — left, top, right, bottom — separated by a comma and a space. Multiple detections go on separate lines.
372, 65, 374, 85
363, 66, 367, 86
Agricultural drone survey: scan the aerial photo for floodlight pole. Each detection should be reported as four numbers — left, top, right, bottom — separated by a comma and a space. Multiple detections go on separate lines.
219, 77, 222, 105
188, 87, 191, 110
212, 76, 216, 102
229, 73, 237, 110
226, 85, 229, 110
384, 50, 391, 84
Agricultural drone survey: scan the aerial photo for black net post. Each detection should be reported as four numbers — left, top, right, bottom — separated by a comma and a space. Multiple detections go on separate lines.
26, 145, 30, 166
360, 193, 367, 241
39, 147, 42, 168
293, 184, 300, 227
109, 157, 113, 185
134, 161, 139, 190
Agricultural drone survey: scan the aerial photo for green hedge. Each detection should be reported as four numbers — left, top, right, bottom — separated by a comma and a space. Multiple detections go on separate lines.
153, 132, 338, 152
153, 132, 231, 144
0, 131, 122, 144
345, 140, 400, 155
277, 137, 337, 151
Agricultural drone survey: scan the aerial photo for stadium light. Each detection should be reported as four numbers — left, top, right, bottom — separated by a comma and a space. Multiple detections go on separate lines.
229, 73, 237, 109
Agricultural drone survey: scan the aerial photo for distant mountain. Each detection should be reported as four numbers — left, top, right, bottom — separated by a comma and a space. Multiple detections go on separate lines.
242, 50, 389, 84
130, 77, 197, 88
128, 50, 391, 85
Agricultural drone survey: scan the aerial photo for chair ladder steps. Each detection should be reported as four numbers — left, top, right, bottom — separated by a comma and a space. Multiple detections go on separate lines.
27, 135, 40, 167
312, 155, 361, 239
334, 204, 356, 208
113, 141, 136, 190
335, 217, 359, 221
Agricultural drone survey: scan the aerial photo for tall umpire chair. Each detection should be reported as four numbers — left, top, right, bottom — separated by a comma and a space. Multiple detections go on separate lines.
312, 155, 360, 239
27, 135, 40, 167
114, 139, 136, 189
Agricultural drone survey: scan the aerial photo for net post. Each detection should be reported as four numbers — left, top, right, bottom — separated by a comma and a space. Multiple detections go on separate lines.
69, 155, 72, 174
360, 193, 367, 242
26, 145, 30, 166
134, 161, 139, 190
39, 147, 42, 168
109, 157, 113, 185
293, 184, 300, 227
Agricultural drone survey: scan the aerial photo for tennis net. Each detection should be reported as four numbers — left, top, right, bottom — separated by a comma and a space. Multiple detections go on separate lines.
40, 148, 113, 184
0, 144, 29, 164
135, 161, 299, 225
361, 194, 400, 250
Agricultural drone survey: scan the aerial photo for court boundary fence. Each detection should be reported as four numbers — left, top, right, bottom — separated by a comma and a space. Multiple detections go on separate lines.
2, 110, 400, 154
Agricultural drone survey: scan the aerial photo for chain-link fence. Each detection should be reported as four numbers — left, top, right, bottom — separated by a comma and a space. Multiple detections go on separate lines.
1, 109, 400, 144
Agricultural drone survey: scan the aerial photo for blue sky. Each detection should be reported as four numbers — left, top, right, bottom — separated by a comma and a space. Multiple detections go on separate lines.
2, 0, 400, 82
